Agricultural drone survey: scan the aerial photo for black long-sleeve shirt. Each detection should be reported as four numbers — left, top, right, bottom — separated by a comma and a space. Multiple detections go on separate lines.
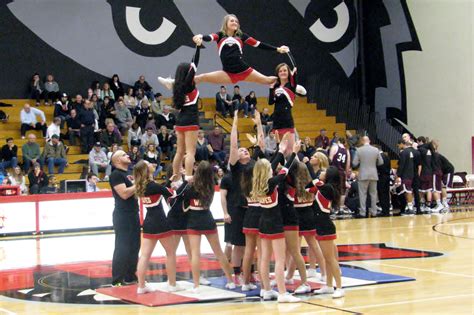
0, 144, 17, 162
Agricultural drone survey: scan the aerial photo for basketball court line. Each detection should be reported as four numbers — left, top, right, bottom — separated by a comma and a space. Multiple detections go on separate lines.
432, 216, 474, 239
360, 261, 474, 278
302, 301, 362, 314
348, 293, 474, 311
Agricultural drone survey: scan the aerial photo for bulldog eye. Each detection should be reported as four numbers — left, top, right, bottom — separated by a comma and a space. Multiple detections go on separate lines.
309, 2, 350, 43
125, 6, 176, 45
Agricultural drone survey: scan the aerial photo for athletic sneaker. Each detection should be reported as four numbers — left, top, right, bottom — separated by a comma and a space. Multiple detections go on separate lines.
158, 76, 174, 90
442, 201, 450, 209
199, 276, 211, 285
431, 203, 444, 213
278, 292, 301, 303
233, 274, 243, 286
262, 290, 279, 300
137, 284, 156, 294
294, 283, 312, 294
313, 285, 334, 294
295, 84, 307, 96
166, 283, 185, 292
401, 210, 415, 216
241, 283, 258, 291
332, 288, 345, 298
259, 289, 264, 297
306, 268, 317, 278
225, 282, 236, 290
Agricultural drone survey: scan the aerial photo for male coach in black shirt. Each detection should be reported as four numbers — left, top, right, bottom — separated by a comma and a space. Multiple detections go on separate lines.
109, 149, 140, 285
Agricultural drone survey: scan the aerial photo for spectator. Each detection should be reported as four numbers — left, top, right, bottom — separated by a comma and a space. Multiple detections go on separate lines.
86, 172, 100, 192
157, 126, 173, 160
216, 86, 232, 117
91, 81, 102, 99
346, 130, 359, 158
78, 100, 96, 154
245, 91, 257, 117
20, 104, 47, 139
86, 88, 94, 101
207, 126, 226, 165
135, 88, 149, 106
43, 74, 60, 105
140, 127, 159, 152
100, 122, 122, 153
71, 94, 85, 113
45, 117, 62, 142
89, 142, 112, 180
43, 134, 68, 174
124, 87, 138, 111
300, 137, 316, 159
127, 123, 142, 148
352, 136, 383, 218
215, 167, 225, 185
260, 107, 273, 135
109, 74, 124, 98
195, 129, 211, 162
30, 73, 43, 106
264, 132, 277, 157
134, 75, 154, 100
114, 99, 133, 134
330, 132, 339, 147
0, 138, 18, 174
42, 175, 59, 194
156, 105, 176, 130
134, 98, 151, 130
67, 109, 81, 146
231, 85, 249, 117
54, 93, 72, 128
101, 82, 115, 101
9, 166, 27, 195
314, 128, 330, 150
22, 134, 43, 172
28, 162, 48, 194
151, 92, 164, 117
143, 143, 162, 178
127, 145, 142, 172
107, 143, 120, 163
169, 129, 177, 162
144, 114, 157, 134
102, 96, 115, 123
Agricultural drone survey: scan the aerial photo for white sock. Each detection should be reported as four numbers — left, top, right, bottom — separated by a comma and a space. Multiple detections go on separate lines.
436, 199, 441, 205
407, 202, 413, 210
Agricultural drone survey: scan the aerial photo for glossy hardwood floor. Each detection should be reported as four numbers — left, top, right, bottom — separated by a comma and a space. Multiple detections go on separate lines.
0, 210, 472, 314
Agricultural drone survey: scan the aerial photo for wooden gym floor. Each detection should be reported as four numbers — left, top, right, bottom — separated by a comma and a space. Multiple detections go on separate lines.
0, 209, 472, 314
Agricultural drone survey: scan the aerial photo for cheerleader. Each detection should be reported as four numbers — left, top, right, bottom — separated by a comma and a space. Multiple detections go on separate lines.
252, 138, 301, 303
284, 161, 327, 283
169, 45, 202, 182
133, 161, 183, 294
268, 59, 299, 156
159, 15, 306, 94
306, 166, 344, 298
180, 161, 235, 293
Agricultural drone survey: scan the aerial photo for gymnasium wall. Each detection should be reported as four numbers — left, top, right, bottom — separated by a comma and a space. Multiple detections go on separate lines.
404, 0, 473, 172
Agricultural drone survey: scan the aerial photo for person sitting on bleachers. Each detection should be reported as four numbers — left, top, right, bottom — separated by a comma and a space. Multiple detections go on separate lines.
101, 82, 115, 101
54, 93, 71, 128
127, 123, 142, 149
124, 87, 138, 111
140, 127, 159, 154
195, 129, 211, 162
86, 172, 101, 192
134, 75, 154, 100
143, 143, 162, 178
43, 74, 60, 106
28, 162, 48, 194
231, 85, 249, 118
22, 134, 43, 171
30, 73, 43, 107
156, 105, 176, 130
0, 138, 18, 175
245, 91, 257, 117
78, 100, 96, 154
109, 74, 124, 98
20, 104, 47, 139
67, 109, 81, 146
9, 166, 27, 195
100, 122, 122, 153
264, 132, 277, 157
133, 98, 151, 130
207, 126, 226, 166
71, 94, 85, 113
89, 142, 111, 181
215, 86, 232, 117
157, 126, 173, 160
260, 107, 273, 135
45, 117, 62, 142
127, 145, 142, 173
43, 134, 68, 174
114, 99, 133, 135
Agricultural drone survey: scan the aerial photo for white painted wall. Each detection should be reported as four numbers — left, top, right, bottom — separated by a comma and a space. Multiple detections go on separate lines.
405, 0, 474, 172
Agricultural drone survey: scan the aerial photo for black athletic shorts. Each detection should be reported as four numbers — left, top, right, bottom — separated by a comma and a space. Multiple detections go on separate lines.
314, 212, 336, 240
243, 206, 262, 235
295, 205, 316, 236
187, 210, 217, 235
259, 207, 284, 239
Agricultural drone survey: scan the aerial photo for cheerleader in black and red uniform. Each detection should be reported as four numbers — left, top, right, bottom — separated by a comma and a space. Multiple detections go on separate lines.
180, 161, 235, 293
170, 45, 202, 182
306, 166, 344, 298
251, 138, 301, 303
133, 160, 183, 294
284, 161, 327, 284
269, 147, 311, 294
269, 59, 299, 156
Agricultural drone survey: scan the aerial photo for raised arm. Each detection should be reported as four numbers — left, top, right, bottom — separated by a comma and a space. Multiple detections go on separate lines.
184, 45, 201, 86
229, 110, 240, 165
242, 33, 289, 53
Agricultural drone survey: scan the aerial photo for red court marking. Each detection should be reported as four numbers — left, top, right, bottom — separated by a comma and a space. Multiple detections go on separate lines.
337, 244, 430, 261
96, 285, 198, 307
